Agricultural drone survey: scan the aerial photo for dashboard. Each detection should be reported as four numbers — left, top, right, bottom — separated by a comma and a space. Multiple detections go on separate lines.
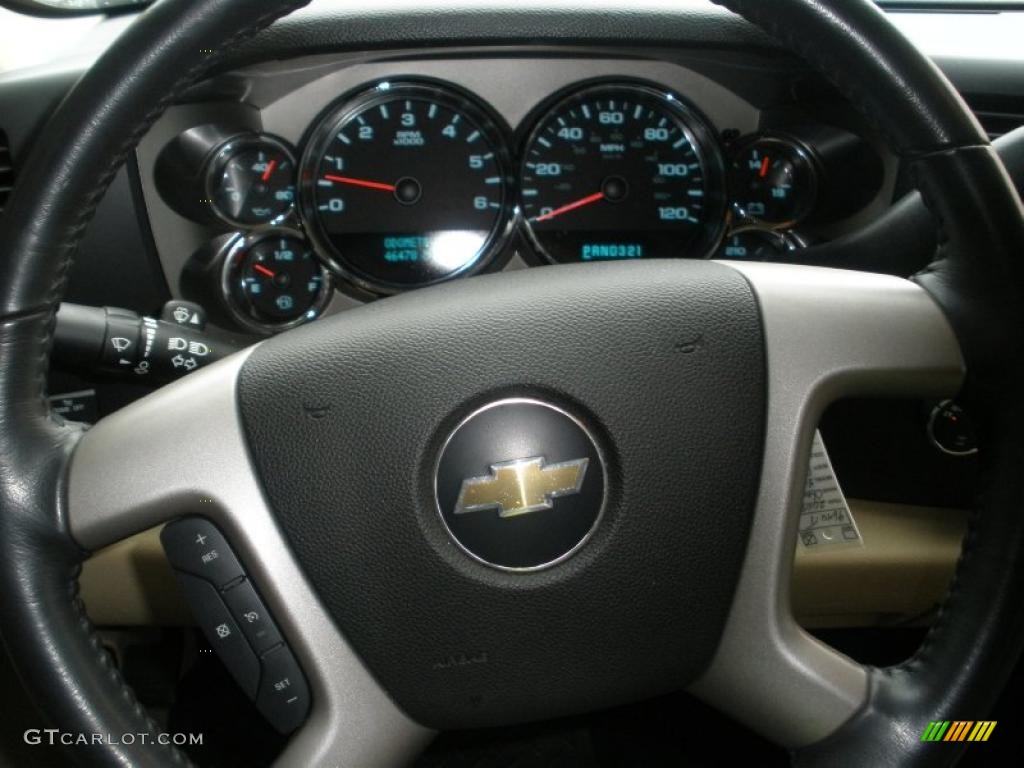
1, 2, 1018, 633
1, 5, 1024, 766
137, 54, 889, 336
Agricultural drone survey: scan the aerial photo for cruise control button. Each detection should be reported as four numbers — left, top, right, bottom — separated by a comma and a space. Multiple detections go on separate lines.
223, 578, 283, 655
174, 572, 259, 698
161, 517, 245, 588
256, 645, 310, 733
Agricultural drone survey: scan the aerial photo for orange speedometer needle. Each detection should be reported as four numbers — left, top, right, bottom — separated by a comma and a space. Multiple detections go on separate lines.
758, 156, 771, 178
253, 264, 276, 279
322, 174, 397, 192
261, 159, 278, 182
535, 191, 605, 222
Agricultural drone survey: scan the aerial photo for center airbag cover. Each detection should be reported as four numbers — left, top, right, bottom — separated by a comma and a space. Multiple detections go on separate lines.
238, 260, 765, 729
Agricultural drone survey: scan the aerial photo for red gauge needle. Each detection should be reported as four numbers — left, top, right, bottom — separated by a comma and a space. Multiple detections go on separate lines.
322, 174, 397, 192
535, 191, 605, 222
253, 264, 276, 279
758, 156, 771, 178
260, 159, 279, 183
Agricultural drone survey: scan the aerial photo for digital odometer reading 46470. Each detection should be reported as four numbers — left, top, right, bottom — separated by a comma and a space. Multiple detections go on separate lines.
301, 83, 511, 293
520, 83, 725, 263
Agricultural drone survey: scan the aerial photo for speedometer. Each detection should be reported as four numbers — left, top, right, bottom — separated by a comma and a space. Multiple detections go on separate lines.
300, 82, 512, 294
519, 83, 726, 263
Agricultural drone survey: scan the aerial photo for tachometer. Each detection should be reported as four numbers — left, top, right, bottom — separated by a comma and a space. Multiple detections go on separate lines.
300, 82, 512, 294
519, 83, 726, 263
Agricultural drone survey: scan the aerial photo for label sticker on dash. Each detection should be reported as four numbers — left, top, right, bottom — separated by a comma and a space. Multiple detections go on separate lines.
799, 430, 863, 550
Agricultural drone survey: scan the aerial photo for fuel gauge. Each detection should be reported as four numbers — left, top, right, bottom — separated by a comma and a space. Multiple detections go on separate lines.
207, 135, 297, 228
728, 136, 818, 227
221, 229, 332, 333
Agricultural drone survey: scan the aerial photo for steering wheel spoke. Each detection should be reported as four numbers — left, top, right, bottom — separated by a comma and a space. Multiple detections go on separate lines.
68, 261, 965, 756
67, 351, 433, 766
0, 0, 1020, 762
690, 262, 964, 746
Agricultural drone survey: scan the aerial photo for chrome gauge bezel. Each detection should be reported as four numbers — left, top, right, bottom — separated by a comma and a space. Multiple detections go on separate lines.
219, 227, 334, 335
716, 225, 808, 261
516, 79, 729, 265
727, 134, 820, 230
927, 400, 979, 457
298, 80, 516, 297
204, 133, 298, 230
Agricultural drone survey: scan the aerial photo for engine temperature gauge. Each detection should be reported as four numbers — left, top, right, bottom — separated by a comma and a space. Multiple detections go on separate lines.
728, 136, 818, 227
221, 230, 332, 333
715, 226, 807, 261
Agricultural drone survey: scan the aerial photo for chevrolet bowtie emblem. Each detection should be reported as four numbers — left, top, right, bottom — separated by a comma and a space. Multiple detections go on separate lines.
454, 456, 589, 518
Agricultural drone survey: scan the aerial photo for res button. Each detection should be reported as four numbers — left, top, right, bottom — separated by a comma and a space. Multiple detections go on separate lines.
161, 517, 245, 589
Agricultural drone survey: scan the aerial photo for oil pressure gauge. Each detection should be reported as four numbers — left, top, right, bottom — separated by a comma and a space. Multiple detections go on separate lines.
206, 134, 297, 228
156, 127, 298, 230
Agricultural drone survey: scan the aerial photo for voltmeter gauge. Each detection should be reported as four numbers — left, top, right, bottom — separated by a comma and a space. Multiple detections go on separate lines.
221, 230, 332, 334
207, 135, 297, 228
728, 136, 819, 227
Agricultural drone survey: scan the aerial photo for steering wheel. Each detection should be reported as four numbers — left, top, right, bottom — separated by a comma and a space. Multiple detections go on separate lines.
1, 0, 1022, 765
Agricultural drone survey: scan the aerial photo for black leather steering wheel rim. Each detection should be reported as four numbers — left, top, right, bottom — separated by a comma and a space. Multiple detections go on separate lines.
713, 3, 1024, 765
0, 1, 1022, 766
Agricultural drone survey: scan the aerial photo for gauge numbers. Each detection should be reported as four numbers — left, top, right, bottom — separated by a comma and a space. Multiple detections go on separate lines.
520, 83, 725, 263
301, 83, 512, 293
728, 136, 818, 227
222, 230, 332, 333
207, 135, 297, 228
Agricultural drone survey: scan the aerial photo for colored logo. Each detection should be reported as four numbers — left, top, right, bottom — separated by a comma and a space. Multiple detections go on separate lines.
454, 456, 589, 519
921, 721, 996, 742
434, 398, 606, 571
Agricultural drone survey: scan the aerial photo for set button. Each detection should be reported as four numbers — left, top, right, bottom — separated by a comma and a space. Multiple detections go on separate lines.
257, 645, 311, 734
162, 516, 310, 733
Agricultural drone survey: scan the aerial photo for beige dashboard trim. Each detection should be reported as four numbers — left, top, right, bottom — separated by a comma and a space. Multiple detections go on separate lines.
79, 527, 191, 626
82, 498, 967, 629
793, 499, 967, 628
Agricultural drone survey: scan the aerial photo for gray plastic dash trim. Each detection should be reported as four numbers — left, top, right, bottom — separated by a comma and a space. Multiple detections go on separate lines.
66, 347, 433, 768
689, 262, 965, 748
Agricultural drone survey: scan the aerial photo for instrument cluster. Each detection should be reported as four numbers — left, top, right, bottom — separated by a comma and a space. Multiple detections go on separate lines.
154, 77, 883, 334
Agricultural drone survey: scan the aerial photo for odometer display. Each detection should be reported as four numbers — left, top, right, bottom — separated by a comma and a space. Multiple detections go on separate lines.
520, 83, 726, 263
301, 83, 511, 293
